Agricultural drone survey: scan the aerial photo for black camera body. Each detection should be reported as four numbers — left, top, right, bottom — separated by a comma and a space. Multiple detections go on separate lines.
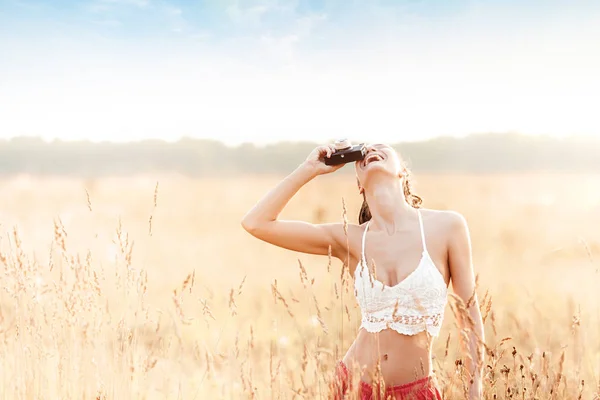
324, 139, 366, 166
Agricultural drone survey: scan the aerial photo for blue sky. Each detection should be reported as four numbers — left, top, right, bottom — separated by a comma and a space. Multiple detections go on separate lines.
1, 0, 599, 145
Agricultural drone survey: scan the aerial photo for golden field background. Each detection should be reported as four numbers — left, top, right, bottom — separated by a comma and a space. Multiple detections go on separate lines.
0, 172, 599, 399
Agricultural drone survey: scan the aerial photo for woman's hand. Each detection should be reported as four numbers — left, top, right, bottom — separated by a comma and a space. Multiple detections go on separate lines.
301, 144, 346, 176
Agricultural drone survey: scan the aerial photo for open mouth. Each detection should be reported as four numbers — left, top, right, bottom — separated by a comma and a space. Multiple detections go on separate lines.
363, 152, 384, 167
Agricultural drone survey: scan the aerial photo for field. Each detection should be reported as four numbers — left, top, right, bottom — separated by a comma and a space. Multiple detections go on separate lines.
0, 173, 599, 399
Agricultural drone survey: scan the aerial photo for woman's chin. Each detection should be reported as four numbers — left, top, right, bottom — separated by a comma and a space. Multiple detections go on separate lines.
365, 162, 392, 172
362, 164, 397, 180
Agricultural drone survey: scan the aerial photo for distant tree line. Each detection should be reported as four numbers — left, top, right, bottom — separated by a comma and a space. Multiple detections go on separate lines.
0, 133, 598, 177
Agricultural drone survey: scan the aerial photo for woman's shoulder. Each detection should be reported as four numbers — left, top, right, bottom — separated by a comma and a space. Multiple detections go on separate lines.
420, 207, 468, 231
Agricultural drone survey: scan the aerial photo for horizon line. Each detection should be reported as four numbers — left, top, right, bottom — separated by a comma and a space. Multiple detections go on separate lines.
1, 132, 597, 147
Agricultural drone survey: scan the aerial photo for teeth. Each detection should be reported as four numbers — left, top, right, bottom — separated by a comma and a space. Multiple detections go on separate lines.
366, 154, 382, 165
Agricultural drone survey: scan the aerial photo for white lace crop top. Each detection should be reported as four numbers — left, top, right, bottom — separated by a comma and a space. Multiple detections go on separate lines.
353, 210, 448, 336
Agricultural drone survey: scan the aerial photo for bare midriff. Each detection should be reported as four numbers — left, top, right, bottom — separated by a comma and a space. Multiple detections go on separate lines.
342, 327, 434, 387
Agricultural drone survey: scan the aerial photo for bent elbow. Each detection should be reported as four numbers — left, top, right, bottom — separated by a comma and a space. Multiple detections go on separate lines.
241, 215, 263, 235
241, 217, 256, 233
241, 215, 275, 239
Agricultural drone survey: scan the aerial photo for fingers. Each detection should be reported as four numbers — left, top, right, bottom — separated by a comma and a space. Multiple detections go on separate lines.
317, 145, 334, 159
328, 143, 337, 157
326, 146, 333, 158
323, 144, 338, 158
311, 143, 338, 162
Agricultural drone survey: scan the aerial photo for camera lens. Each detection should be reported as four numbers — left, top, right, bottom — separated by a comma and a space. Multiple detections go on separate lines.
334, 139, 351, 150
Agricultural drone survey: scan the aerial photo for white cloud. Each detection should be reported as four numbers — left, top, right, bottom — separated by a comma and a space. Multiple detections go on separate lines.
295, 13, 327, 35
226, 3, 271, 25
253, 10, 327, 64
164, 5, 186, 32
259, 33, 300, 63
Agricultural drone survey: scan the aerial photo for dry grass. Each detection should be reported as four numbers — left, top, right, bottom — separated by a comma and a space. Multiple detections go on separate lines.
0, 172, 599, 399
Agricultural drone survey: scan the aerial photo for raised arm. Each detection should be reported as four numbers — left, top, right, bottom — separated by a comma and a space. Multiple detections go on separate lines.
241, 145, 348, 260
447, 212, 485, 400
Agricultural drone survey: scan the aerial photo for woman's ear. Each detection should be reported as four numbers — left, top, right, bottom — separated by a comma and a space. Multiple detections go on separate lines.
399, 165, 408, 178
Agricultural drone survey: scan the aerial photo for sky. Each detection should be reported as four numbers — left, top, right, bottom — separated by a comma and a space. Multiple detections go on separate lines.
1, 0, 599, 146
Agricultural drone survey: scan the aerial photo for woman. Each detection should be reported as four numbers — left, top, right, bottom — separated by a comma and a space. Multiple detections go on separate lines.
241, 143, 485, 399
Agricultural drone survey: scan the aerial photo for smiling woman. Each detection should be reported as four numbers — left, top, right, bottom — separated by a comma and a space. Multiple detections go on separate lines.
241, 142, 486, 399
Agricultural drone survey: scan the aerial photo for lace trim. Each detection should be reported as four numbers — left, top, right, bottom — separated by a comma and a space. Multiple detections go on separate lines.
360, 313, 443, 336
362, 313, 442, 327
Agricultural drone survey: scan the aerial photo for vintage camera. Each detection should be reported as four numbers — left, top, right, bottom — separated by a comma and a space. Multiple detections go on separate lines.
324, 139, 367, 166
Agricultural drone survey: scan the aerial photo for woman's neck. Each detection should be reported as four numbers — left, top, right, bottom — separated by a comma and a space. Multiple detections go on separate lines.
364, 177, 415, 235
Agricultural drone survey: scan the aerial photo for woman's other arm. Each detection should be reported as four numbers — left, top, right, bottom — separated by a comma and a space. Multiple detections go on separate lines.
447, 212, 485, 399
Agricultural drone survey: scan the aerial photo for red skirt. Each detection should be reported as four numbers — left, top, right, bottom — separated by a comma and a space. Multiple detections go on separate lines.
330, 361, 442, 400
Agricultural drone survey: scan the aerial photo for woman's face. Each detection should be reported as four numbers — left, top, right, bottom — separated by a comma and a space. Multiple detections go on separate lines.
355, 143, 403, 186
